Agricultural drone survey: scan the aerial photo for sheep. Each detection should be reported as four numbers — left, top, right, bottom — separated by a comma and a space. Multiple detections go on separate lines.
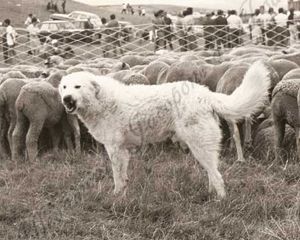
66, 66, 104, 75
12, 80, 80, 161
0, 78, 31, 158
162, 61, 202, 84
179, 54, 199, 62
11, 65, 44, 78
267, 59, 299, 80
156, 57, 175, 65
143, 61, 170, 85
270, 52, 300, 66
120, 55, 150, 67
271, 79, 300, 161
198, 62, 232, 91
110, 62, 130, 72
252, 120, 295, 160
130, 65, 145, 73
156, 65, 170, 84
0, 71, 26, 85
217, 65, 250, 162
66, 61, 130, 76
108, 70, 150, 85
204, 56, 223, 65
228, 46, 272, 57
216, 62, 279, 162
45, 55, 65, 68
282, 68, 300, 81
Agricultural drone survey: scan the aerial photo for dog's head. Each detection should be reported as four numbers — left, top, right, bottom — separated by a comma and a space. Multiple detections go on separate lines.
59, 71, 101, 115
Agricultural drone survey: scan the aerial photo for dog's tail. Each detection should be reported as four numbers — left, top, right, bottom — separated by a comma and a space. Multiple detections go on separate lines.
212, 61, 271, 122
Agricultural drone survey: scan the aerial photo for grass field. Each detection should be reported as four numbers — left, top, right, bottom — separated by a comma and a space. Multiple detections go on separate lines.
0, 1, 300, 239
0, 144, 300, 239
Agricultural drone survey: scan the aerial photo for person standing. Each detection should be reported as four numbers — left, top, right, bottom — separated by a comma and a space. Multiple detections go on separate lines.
182, 7, 197, 50
121, 3, 127, 14
213, 10, 228, 49
83, 17, 94, 43
162, 11, 173, 50
274, 7, 288, 46
106, 14, 123, 56
152, 10, 165, 52
288, 8, 297, 44
248, 9, 262, 44
2, 20, 8, 63
24, 13, 33, 26
61, 0, 66, 14
258, 6, 274, 45
2, 19, 17, 64
138, 6, 142, 16
26, 17, 41, 56
203, 12, 215, 49
227, 10, 243, 48
175, 12, 187, 51
141, 8, 146, 16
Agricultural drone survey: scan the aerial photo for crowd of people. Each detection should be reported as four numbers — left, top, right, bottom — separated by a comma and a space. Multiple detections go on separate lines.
2, 4, 300, 64
47, 0, 67, 14
248, 6, 298, 47
121, 3, 146, 16
152, 6, 300, 51
153, 7, 198, 52
202, 9, 244, 50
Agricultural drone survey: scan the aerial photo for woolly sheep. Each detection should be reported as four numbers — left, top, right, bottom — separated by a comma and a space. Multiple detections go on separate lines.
217, 65, 250, 162
12, 81, 80, 161
270, 52, 300, 66
0, 78, 30, 159
267, 59, 298, 80
108, 70, 149, 85
120, 55, 150, 67
282, 68, 300, 81
271, 79, 300, 161
143, 61, 170, 85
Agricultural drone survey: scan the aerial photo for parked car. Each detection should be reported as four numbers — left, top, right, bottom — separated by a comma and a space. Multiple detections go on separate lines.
36, 20, 100, 44
71, 20, 102, 43
50, 11, 102, 29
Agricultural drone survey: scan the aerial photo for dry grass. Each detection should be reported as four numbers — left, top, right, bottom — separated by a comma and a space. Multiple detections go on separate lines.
1, 1, 299, 239
0, 143, 299, 240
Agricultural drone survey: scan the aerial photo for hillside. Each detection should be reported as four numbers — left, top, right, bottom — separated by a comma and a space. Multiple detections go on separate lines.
0, 0, 202, 27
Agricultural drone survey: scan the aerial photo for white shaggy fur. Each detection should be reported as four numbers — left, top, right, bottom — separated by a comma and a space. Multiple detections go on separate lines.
58, 61, 271, 198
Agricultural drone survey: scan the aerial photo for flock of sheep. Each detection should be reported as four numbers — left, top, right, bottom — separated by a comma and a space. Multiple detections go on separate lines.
0, 45, 300, 164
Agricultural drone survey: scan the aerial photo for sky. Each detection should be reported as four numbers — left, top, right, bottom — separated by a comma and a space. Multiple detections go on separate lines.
73, 0, 288, 13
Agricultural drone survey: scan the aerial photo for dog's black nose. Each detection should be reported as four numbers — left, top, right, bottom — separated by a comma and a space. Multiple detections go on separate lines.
63, 95, 73, 104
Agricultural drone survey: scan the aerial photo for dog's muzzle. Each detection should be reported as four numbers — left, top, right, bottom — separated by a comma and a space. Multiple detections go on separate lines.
63, 95, 77, 113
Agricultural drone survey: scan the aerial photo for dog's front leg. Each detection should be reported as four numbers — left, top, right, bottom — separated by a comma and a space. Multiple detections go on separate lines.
105, 144, 130, 196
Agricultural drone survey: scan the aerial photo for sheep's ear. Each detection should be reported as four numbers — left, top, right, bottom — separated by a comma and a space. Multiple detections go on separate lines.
122, 62, 127, 69
90, 80, 101, 100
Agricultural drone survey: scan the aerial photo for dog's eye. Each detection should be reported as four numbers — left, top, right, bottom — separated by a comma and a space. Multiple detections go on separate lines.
75, 85, 81, 89
63, 85, 66, 89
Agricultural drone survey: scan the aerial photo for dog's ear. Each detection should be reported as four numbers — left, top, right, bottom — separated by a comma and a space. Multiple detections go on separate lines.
90, 80, 101, 100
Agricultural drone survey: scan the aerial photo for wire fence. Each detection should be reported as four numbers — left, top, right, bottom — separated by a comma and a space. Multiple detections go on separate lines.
0, 22, 297, 66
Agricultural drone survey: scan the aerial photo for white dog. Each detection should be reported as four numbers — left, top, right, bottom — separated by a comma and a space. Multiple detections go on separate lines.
59, 61, 271, 198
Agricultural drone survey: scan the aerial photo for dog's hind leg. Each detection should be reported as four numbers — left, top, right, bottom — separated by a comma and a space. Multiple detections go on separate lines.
106, 145, 130, 196
176, 120, 226, 198
190, 144, 225, 198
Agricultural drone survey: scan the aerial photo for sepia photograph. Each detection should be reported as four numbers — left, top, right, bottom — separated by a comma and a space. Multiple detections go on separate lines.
0, 0, 299, 239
